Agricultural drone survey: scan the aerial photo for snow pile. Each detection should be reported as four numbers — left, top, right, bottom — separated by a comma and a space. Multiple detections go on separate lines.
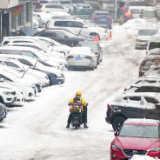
131, 155, 160, 160
120, 18, 160, 30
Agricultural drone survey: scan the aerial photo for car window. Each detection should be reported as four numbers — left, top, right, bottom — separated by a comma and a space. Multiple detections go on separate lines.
22, 51, 35, 58
3, 41, 10, 45
144, 97, 158, 104
137, 86, 160, 92
35, 5, 42, 9
39, 32, 51, 37
0, 74, 12, 82
45, 5, 63, 9
54, 21, 71, 27
149, 42, 160, 50
5, 61, 19, 68
127, 96, 141, 104
73, 21, 84, 28
18, 59, 32, 66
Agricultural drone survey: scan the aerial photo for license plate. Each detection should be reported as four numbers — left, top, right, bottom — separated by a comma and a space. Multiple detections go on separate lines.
100, 18, 106, 21
76, 57, 83, 60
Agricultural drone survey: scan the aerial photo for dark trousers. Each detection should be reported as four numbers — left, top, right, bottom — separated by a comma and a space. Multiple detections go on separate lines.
67, 106, 87, 124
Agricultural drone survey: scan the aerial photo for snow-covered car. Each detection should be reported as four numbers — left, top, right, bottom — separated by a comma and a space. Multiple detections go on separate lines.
33, 12, 52, 28
146, 48, 160, 58
60, 0, 73, 13
0, 68, 35, 100
0, 46, 62, 70
71, 0, 92, 15
34, 3, 66, 13
0, 83, 24, 105
143, 66, 160, 77
0, 54, 65, 85
77, 41, 103, 64
66, 47, 98, 70
46, 19, 108, 41
111, 118, 160, 160
0, 102, 7, 122
135, 29, 157, 49
33, 18, 39, 29
106, 93, 160, 131
139, 56, 160, 76
0, 57, 50, 87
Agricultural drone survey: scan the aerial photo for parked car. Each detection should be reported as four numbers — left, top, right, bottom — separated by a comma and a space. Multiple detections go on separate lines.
60, 0, 74, 13
66, 47, 98, 70
33, 12, 52, 28
92, 10, 112, 29
71, 0, 92, 15
146, 34, 160, 54
111, 118, 160, 160
139, 56, 160, 76
0, 58, 50, 87
146, 48, 160, 58
105, 93, 160, 130
33, 29, 91, 46
34, 3, 66, 13
77, 41, 103, 64
0, 54, 65, 85
46, 19, 108, 40
135, 29, 157, 49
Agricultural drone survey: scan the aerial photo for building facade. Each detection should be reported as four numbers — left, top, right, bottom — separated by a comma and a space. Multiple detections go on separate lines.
0, 0, 33, 42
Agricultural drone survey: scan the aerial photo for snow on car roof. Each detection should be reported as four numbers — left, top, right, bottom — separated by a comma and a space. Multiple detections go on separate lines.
131, 83, 160, 87
120, 92, 160, 97
69, 47, 92, 54
124, 118, 159, 126
133, 77, 160, 81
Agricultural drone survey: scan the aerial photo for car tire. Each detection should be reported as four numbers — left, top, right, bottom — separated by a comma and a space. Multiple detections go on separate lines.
112, 116, 125, 131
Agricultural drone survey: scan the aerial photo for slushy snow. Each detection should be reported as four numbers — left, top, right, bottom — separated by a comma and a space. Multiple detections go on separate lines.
132, 155, 160, 160
120, 19, 160, 30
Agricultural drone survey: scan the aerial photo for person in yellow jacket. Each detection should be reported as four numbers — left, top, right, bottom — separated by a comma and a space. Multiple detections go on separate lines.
66, 91, 88, 128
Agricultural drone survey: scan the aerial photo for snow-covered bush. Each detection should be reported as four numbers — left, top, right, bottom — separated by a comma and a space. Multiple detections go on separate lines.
131, 155, 160, 160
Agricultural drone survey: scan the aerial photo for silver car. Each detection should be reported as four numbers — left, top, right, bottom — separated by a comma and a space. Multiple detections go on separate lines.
33, 12, 52, 28
66, 47, 98, 70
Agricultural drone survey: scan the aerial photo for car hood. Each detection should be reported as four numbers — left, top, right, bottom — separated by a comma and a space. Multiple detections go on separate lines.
137, 36, 151, 41
15, 78, 35, 86
0, 84, 22, 93
114, 137, 159, 150
0, 87, 15, 92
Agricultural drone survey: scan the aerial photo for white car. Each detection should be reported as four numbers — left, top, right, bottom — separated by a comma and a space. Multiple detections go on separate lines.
0, 69, 35, 100
146, 48, 160, 58
0, 83, 24, 105
33, 12, 52, 28
46, 19, 108, 40
66, 47, 98, 70
0, 57, 50, 87
0, 54, 65, 85
135, 29, 157, 49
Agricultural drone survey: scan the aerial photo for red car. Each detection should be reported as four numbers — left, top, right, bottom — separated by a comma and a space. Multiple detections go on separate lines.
110, 118, 160, 160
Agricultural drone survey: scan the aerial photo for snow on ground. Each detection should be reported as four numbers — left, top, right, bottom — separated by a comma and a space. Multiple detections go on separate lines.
132, 155, 159, 160
0, 24, 146, 160
119, 18, 160, 30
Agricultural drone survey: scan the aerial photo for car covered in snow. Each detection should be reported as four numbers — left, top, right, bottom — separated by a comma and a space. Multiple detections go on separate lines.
135, 29, 157, 49
111, 118, 160, 160
105, 93, 160, 131
66, 47, 98, 70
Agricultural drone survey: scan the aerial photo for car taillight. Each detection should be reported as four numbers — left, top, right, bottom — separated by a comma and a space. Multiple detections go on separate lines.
107, 104, 111, 108
93, 17, 98, 21
121, 7, 126, 10
107, 18, 112, 21
146, 51, 148, 55
38, 9, 43, 12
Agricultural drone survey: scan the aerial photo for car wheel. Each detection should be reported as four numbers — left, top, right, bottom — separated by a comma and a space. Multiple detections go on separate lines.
112, 116, 125, 131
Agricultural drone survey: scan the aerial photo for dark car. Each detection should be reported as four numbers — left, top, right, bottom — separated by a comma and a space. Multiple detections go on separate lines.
92, 10, 112, 29
77, 41, 103, 64
0, 103, 7, 122
33, 29, 91, 46
118, 0, 150, 18
105, 93, 160, 131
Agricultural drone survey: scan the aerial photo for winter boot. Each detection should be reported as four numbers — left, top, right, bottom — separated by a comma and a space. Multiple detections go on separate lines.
66, 123, 70, 128
84, 123, 88, 128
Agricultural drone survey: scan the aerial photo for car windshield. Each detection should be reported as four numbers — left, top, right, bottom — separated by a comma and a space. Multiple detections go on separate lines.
143, 10, 157, 17
149, 42, 160, 50
72, 0, 85, 3
143, 60, 160, 69
78, 43, 98, 51
119, 125, 159, 138
41, 14, 52, 19
60, 1, 71, 4
138, 30, 157, 36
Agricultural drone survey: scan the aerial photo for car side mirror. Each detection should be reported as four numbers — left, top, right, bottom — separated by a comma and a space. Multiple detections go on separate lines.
114, 131, 118, 136
0, 78, 4, 82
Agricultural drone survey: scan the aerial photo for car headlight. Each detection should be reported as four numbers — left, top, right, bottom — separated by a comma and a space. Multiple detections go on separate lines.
112, 145, 122, 150
148, 148, 160, 152
3, 91, 11, 95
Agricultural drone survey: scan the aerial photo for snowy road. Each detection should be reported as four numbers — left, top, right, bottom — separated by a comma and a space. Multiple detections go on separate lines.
0, 25, 146, 160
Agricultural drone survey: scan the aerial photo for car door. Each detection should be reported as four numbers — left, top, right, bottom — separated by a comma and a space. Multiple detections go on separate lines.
126, 96, 146, 118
